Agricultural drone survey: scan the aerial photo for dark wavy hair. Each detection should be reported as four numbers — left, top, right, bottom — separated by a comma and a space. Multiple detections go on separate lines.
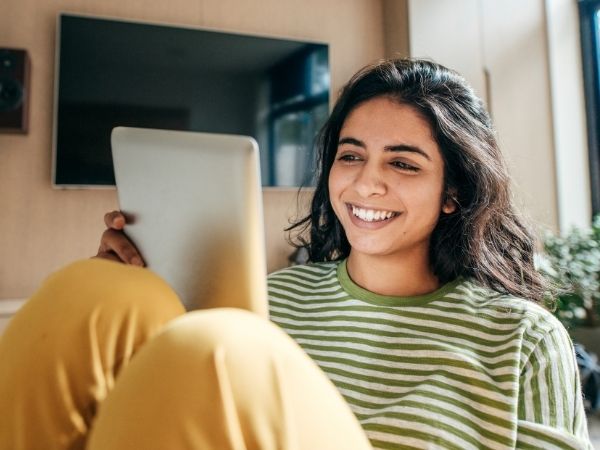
288, 58, 548, 303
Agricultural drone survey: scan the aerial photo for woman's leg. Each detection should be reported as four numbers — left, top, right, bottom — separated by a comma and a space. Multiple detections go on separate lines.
0, 259, 186, 450
87, 308, 372, 450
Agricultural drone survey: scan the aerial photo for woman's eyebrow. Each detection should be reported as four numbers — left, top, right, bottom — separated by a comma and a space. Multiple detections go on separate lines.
338, 137, 431, 161
384, 144, 431, 161
338, 137, 364, 147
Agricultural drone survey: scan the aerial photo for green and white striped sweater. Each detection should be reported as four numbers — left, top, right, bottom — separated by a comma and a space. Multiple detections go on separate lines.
268, 260, 592, 450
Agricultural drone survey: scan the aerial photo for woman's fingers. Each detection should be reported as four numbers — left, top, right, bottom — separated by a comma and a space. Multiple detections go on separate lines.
94, 251, 126, 264
96, 227, 145, 266
104, 210, 126, 230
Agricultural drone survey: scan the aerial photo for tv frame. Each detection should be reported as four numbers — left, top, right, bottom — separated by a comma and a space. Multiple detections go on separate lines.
51, 12, 330, 190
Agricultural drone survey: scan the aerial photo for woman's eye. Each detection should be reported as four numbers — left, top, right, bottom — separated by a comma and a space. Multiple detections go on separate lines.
337, 153, 361, 162
391, 160, 419, 172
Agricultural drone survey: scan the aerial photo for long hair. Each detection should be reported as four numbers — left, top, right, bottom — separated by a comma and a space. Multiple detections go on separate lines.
288, 58, 549, 303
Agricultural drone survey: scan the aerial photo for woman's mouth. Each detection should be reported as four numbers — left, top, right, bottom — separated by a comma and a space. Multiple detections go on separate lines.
348, 204, 400, 223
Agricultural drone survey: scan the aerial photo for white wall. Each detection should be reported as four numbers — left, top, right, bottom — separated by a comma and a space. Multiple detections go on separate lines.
545, 0, 592, 231
408, 0, 486, 101
407, 0, 584, 234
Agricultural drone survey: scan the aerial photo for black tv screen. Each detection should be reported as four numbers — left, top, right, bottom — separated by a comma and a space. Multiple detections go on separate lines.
52, 14, 330, 187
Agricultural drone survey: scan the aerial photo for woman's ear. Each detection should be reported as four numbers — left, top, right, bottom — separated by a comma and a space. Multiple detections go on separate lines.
442, 189, 458, 214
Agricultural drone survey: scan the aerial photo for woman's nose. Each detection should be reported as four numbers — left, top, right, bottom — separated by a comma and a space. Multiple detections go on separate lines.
353, 161, 387, 197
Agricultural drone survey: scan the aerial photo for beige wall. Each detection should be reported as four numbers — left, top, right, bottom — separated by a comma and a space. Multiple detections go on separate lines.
382, 0, 410, 58
0, 0, 386, 299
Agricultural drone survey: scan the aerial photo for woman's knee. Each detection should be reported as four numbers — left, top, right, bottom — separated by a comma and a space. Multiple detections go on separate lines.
109, 308, 296, 391
158, 308, 289, 358
1, 258, 186, 372
19, 259, 185, 328
87, 308, 371, 450
87, 309, 296, 449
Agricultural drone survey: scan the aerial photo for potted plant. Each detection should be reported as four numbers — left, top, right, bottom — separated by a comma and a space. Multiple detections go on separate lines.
540, 216, 600, 413
540, 215, 600, 329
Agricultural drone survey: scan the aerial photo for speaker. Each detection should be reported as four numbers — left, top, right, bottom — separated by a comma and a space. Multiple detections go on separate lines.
0, 48, 30, 133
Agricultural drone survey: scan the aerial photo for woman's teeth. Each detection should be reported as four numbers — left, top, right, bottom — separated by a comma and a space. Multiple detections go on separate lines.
351, 205, 397, 222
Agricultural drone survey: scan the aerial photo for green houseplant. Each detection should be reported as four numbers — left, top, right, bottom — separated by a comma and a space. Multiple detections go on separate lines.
540, 217, 600, 414
540, 216, 600, 328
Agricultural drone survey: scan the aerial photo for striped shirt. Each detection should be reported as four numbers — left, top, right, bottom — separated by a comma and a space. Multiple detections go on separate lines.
268, 260, 593, 450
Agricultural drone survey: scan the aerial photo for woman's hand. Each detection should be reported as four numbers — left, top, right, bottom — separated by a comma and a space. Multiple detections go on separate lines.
95, 211, 145, 266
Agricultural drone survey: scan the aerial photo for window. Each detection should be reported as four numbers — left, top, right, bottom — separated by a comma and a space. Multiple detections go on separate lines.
267, 46, 330, 186
579, 0, 600, 214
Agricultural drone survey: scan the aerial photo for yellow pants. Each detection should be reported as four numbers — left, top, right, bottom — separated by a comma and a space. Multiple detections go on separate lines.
0, 259, 371, 450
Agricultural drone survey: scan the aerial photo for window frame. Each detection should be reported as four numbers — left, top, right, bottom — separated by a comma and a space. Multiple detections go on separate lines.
579, 0, 600, 214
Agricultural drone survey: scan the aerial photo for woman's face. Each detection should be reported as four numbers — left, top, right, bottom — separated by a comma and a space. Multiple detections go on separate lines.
328, 96, 455, 260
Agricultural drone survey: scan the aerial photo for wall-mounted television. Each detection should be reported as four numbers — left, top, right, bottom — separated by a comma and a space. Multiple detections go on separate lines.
52, 13, 330, 188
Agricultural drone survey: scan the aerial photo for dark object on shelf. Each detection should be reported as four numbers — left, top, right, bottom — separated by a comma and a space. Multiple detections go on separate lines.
575, 343, 600, 414
0, 48, 30, 133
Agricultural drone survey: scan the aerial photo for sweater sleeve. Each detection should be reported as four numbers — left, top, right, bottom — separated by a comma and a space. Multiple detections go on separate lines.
517, 317, 593, 449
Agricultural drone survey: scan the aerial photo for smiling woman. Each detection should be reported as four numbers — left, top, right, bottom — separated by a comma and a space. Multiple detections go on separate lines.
289, 59, 549, 303
280, 59, 594, 448
328, 98, 453, 296
0, 59, 594, 450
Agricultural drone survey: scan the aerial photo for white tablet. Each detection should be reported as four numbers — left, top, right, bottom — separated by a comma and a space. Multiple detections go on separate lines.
111, 126, 268, 317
